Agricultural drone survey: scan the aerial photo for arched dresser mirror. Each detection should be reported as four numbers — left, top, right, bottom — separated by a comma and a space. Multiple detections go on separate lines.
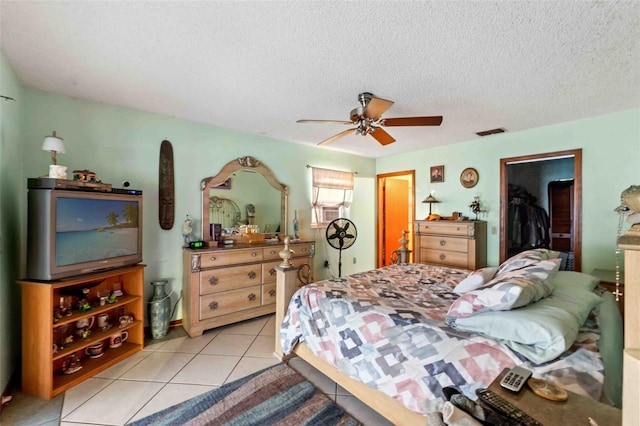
201, 156, 288, 244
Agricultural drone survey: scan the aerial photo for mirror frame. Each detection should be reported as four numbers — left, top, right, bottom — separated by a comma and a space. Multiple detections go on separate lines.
201, 156, 288, 242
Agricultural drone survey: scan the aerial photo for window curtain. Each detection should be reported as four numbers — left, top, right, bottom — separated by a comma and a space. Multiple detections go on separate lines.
311, 167, 354, 227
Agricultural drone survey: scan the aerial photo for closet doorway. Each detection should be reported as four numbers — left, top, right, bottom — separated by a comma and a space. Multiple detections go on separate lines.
377, 171, 415, 267
499, 149, 582, 271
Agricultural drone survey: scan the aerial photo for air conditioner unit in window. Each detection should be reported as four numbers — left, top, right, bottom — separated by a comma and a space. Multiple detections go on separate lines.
320, 206, 340, 224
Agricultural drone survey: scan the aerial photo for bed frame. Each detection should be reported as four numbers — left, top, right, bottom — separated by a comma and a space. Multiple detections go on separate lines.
272, 239, 428, 425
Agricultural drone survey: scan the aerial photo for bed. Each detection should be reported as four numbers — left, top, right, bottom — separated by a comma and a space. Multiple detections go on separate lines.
274, 245, 623, 425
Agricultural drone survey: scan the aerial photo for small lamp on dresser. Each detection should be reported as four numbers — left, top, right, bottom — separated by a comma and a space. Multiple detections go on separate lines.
422, 193, 441, 216
42, 130, 67, 179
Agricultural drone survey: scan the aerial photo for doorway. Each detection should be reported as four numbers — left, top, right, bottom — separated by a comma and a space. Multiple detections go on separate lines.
377, 171, 415, 267
499, 149, 582, 271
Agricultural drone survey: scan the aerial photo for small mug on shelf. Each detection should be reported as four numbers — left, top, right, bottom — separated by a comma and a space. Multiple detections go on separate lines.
109, 331, 128, 349
85, 342, 105, 358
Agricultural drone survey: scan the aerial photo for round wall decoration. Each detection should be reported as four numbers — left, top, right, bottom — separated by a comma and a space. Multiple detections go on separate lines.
460, 167, 479, 188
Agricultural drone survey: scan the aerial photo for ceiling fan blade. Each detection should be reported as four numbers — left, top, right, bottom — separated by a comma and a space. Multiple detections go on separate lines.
297, 119, 353, 125
381, 116, 443, 126
363, 96, 394, 121
318, 128, 356, 146
369, 127, 395, 145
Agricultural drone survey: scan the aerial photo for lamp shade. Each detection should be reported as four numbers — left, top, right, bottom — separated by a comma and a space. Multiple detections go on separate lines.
421, 194, 440, 204
42, 131, 66, 154
42, 130, 66, 166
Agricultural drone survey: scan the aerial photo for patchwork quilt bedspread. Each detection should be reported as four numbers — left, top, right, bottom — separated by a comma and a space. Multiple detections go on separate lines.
280, 263, 605, 415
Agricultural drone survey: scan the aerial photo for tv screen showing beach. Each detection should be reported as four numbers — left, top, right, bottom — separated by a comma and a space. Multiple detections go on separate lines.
56, 197, 139, 267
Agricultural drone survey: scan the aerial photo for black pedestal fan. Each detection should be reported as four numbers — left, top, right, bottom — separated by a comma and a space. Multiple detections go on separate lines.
326, 218, 357, 277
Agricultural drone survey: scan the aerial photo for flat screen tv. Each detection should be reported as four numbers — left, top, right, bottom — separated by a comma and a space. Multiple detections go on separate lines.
27, 189, 143, 280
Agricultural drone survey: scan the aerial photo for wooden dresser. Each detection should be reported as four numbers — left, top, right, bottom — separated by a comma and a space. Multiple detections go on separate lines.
414, 220, 486, 270
182, 240, 314, 337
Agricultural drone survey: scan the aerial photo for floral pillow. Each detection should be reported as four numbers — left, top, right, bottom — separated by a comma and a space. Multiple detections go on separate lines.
447, 258, 561, 319
496, 248, 561, 275
453, 267, 499, 294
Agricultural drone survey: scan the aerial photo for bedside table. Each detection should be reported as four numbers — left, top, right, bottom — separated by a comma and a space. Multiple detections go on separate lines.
590, 268, 625, 321
486, 369, 621, 426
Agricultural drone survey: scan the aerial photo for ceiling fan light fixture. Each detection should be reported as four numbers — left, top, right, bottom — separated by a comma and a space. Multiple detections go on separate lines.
298, 92, 443, 146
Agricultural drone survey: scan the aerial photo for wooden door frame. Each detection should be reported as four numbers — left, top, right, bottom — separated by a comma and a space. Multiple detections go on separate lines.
499, 149, 582, 271
376, 171, 415, 267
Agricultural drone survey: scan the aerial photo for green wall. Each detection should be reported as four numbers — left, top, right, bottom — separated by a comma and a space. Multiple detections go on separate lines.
377, 109, 640, 270
20, 87, 377, 321
0, 51, 25, 395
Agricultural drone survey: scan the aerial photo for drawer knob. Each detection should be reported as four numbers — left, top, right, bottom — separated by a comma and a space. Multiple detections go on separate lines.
439, 240, 446, 246
209, 256, 216, 262
209, 277, 219, 285
251, 252, 257, 257
439, 254, 446, 260
269, 268, 276, 276
456, 227, 461, 231
248, 293, 256, 301
268, 289, 276, 297
208, 301, 219, 310
270, 250, 276, 255
301, 248, 307, 252
248, 271, 257, 279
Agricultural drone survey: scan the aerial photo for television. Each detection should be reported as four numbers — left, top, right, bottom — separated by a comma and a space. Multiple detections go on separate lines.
27, 188, 143, 280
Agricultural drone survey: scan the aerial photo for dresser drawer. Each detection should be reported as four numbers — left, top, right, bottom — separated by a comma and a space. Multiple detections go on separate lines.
198, 249, 263, 269
262, 258, 309, 284
291, 243, 314, 258
199, 264, 262, 295
262, 246, 282, 261
417, 221, 474, 237
199, 285, 262, 320
262, 283, 277, 305
420, 248, 470, 269
419, 235, 469, 253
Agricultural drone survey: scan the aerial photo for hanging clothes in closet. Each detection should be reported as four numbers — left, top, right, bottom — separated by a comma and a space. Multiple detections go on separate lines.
507, 184, 550, 257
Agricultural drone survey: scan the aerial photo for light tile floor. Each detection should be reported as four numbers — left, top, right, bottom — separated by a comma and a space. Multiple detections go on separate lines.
2, 314, 392, 425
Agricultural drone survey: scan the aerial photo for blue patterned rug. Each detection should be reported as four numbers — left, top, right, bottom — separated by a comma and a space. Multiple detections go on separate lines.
127, 363, 361, 425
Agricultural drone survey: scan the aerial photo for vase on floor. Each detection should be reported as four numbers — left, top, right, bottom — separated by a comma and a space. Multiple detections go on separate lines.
149, 280, 171, 339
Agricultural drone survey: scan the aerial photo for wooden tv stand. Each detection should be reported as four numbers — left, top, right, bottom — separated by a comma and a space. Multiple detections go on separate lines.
18, 265, 144, 400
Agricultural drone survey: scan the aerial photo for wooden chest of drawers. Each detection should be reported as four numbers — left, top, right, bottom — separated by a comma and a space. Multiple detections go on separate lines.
182, 241, 314, 337
414, 220, 486, 270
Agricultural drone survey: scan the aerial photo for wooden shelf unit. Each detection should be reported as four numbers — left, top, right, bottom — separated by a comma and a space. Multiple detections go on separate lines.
18, 264, 145, 400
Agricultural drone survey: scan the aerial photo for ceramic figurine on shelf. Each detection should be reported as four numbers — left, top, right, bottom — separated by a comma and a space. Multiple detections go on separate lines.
63, 354, 82, 375
78, 299, 92, 313
63, 334, 74, 347
108, 293, 118, 304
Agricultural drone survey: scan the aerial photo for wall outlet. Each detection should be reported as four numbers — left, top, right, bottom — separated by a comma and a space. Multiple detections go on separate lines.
491, 226, 498, 235
352, 257, 356, 264
324, 260, 329, 268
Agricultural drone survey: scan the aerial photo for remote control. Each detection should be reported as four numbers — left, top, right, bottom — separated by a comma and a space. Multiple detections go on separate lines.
500, 365, 532, 392
476, 388, 542, 426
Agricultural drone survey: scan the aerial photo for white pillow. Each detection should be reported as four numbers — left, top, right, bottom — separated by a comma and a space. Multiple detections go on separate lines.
453, 267, 499, 294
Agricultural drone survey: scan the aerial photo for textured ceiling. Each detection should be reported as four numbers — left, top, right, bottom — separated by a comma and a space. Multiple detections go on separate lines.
1, 1, 639, 158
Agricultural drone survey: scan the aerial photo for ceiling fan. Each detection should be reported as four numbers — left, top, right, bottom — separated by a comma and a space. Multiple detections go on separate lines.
297, 92, 443, 146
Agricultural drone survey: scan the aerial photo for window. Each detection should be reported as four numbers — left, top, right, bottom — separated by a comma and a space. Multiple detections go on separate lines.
310, 167, 354, 227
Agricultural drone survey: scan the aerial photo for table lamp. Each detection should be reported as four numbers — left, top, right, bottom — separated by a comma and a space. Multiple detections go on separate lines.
42, 131, 67, 179
422, 193, 441, 215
